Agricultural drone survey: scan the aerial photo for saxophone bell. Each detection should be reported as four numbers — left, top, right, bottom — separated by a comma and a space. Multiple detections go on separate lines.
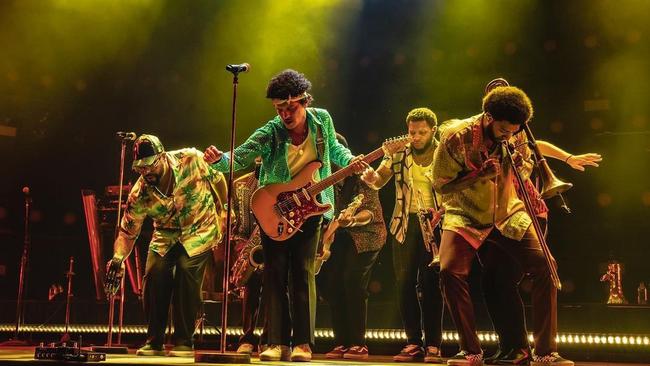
249, 244, 264, 270
416, 189, 440, 268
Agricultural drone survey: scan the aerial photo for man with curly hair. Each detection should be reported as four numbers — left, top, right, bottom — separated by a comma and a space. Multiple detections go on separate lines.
362, 107, 445, 363
432, 87, 573, 366
204, 69, 364, 362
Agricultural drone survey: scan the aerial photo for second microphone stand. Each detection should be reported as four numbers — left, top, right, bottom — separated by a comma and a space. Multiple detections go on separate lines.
0, 188, 32, 347
195, 69, 250, 364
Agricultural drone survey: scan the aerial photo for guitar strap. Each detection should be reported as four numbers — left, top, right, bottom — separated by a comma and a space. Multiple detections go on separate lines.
309, 108, 325, 160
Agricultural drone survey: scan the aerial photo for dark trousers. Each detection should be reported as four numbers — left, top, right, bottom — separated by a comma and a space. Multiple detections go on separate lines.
392, 214, 444, 347
239, 271, 268, 345
320, 230, 380, 347
439, 227, 557, 355
261, 216, 321, 347
142, 243, 211, 347
478, 219, 548, 351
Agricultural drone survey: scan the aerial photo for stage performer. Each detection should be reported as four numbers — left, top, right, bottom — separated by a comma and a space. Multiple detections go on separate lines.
319, 133, 387, 360
204, 69, 365, 362
432, 86, 573, 366
362, 108, 445, 363
105, 134, 227, 357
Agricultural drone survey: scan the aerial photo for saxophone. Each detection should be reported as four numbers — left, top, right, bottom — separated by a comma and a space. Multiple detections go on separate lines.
230, 171, 264, 290
416, 189, 440, 267
230, 225, 263, 289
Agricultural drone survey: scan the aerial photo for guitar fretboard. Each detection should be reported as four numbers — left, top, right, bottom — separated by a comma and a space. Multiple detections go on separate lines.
307, 146, 385, 196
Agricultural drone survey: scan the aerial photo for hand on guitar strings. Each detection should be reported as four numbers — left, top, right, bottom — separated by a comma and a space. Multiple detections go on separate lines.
203, 145, 224, 164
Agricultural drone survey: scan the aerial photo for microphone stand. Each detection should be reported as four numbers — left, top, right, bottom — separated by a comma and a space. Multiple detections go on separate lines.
195, 68, 250, 364
60, 257, 75, 343
92, 135, 132, 354
0, 189, 32, 346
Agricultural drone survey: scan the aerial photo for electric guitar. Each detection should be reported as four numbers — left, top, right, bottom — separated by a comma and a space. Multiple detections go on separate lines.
315, 194, 364, 275
251, 135, 410, 241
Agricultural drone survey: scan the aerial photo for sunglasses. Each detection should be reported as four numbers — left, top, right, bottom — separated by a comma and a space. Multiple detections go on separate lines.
133, 155, 161, 175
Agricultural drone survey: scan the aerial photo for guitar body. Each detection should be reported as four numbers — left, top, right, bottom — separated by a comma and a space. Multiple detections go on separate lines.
251, 161, 331, 241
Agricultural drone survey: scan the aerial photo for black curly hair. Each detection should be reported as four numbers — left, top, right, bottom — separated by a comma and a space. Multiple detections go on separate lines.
406, 107, 437, 128
266, 69, 313, 105
482, 86, 533, 125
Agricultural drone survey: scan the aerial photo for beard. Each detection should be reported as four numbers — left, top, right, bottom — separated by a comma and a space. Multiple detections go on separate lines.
144, 174, 160, 186
412, 139, 433, 155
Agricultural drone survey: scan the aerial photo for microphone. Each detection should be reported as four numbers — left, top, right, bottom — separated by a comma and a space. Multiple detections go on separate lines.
116, 131, 137, 140
22, 186, 32, 203
226, 63, 251, 74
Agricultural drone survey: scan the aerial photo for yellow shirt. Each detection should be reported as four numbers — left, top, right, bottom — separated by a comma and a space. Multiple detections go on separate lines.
433, 115, 532, 248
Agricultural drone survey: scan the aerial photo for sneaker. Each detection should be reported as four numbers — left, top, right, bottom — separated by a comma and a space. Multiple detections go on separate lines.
290, 343, 312, 362
135, 343, 165, 356
499, 347, 531, 365
484, 348, 506, 365
425, 346, 443, 363
394, 344, 425, 362
447, 350, 484, 366
236, 342, 255, 354
168, 345, 194, 357
326, 345, 348, 359
344, 345, 369, 360
258, 344, 269, 354
531, 352, 574, 366
259, 345, 291, 361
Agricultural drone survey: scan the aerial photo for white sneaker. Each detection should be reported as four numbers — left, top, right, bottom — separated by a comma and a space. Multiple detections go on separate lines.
291, 343, 312, 362
236, 342, 254, 354
258, 344, 268, 354
259, 345, 291, 361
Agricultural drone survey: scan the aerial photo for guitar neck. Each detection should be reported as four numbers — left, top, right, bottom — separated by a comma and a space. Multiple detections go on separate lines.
307, 146, 384, 196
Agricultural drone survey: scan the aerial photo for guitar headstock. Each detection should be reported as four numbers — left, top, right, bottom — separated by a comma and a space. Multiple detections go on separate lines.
381, 135, 411, 156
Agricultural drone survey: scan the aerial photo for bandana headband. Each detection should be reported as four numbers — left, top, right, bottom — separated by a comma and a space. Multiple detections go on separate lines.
272, 92, 309, 107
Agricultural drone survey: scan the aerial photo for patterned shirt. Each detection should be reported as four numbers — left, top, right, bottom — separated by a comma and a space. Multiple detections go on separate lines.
433, 115, 534, 248
334, 176, 387, 253
212, 108, 354, 220
119, 148, 226, 257
377, 141, 441, 244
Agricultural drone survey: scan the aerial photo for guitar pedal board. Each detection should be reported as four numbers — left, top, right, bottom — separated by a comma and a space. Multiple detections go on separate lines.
34, 342, 106, 362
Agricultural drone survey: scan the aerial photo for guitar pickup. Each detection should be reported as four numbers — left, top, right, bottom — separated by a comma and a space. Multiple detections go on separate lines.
301, 188, 311, 201
291, 193, 302, 207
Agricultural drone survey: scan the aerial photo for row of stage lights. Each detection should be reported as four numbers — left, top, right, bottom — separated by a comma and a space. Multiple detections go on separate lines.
1, 324, 649, 347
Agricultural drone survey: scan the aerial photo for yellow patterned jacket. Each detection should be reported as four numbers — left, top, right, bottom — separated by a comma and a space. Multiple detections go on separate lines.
119, 148, 227, 257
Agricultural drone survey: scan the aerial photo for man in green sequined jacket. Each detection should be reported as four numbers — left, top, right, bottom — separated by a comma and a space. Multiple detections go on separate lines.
205, 69, 364, 362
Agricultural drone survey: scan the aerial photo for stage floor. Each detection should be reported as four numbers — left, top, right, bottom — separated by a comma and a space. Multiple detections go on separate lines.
0, 347, 646, 366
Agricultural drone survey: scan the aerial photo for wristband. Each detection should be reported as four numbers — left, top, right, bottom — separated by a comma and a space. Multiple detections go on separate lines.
564, 155, 573, 163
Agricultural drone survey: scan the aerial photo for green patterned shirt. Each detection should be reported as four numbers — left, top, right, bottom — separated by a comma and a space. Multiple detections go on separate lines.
212, 108, 354, 220
119, 148, 226, 257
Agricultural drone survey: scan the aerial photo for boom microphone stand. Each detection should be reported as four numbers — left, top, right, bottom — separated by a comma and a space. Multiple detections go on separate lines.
0, 187, 32, 347
92, 132, 134, 354
195, 63, 251, 364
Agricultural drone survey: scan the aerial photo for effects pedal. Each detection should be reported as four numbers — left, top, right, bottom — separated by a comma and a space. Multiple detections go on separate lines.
34, 342, 107, 362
